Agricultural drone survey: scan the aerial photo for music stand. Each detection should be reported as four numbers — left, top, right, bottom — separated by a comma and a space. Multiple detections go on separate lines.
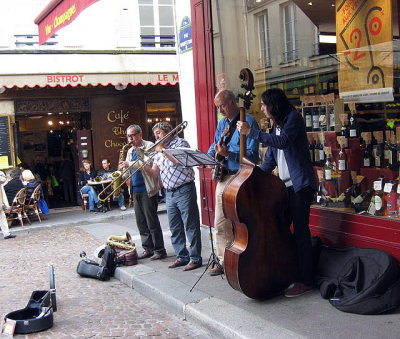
163, 148, 223, 291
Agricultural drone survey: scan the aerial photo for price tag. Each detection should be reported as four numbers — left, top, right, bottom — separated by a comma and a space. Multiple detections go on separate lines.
383, 183, 393, 193
373, 180, 382, 191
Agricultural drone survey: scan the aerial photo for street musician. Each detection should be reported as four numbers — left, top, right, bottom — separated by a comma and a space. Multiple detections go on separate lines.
143, 121, 202, 272
119, 124, 167, 261
207, 89, 259, 276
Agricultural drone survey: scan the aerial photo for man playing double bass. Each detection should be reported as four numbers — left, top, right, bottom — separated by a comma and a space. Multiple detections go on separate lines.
207, 90, 259, 276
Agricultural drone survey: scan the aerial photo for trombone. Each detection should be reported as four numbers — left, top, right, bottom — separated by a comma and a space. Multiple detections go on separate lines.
97, 121, 188, 202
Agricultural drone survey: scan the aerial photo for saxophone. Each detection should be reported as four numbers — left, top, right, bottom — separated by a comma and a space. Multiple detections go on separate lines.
106, 232, 136, 251
112, 143, 131, 199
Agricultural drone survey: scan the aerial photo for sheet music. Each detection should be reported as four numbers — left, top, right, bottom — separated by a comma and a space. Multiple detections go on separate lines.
163, 147, 217, 167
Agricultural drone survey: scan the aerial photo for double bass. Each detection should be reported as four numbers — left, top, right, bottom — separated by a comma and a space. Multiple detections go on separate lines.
222, 69, 297, 299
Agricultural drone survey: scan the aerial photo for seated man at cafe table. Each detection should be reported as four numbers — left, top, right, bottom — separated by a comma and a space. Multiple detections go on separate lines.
4, 168, 24, 204
97, 158, 126, 211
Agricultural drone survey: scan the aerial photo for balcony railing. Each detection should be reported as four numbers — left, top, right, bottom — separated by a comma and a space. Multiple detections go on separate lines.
140, 35, 176, 48
15, 34, 58, 48
281, 49, 298, 63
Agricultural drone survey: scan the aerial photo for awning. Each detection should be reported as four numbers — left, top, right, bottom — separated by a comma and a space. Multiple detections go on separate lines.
0, 72, 179, 89
34, 0, 99, 45
0, 53, 179, 88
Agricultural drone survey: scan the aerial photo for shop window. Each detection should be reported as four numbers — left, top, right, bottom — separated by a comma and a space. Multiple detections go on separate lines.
258, 11, 271, 68
139, 0, 175, 48
146, 102, 179, 139
281, 2, 297, 63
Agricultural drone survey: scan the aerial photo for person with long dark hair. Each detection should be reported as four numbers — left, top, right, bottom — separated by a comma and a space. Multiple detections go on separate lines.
237, 88, 317, 297
78, 160, 102, 212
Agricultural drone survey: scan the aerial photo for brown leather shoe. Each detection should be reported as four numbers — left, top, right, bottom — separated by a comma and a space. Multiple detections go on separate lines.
168, 259, 189, 268
183, 261, 202, 271
138, 251, 153, 259
208, 265, 224, 276
150, 252, 167, 260
284, 283, 313, 298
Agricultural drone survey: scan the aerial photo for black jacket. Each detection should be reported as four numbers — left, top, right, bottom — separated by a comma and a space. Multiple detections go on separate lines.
4, 178, 24, 203
78, 169, 96, 189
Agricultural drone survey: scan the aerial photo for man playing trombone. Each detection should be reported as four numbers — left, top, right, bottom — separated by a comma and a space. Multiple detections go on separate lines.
143, 122, 202, 271
119, 124, 167, 260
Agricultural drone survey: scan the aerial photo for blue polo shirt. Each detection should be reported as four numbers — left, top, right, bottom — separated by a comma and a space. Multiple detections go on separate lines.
207, 112, 260, 171
131, 149, 146, 193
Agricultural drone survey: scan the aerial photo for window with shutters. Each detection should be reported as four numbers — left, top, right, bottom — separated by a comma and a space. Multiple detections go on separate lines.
258, 11, 271, 68
282, 2, 297, 63
139, 0, 175, 48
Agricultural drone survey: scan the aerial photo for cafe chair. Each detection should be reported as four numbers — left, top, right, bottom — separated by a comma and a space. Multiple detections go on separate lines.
79, 188, 89, 212
5, 187, 31, 228
25, 185, 44, 223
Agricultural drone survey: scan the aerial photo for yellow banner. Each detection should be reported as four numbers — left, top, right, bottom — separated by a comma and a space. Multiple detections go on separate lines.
336, 0, 393, 93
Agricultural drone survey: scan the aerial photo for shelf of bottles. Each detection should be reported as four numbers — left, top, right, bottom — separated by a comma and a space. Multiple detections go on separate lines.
301, 94, 400, 220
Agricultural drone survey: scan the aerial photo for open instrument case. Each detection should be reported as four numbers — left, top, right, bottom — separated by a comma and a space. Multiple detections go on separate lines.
4, 265, 57, 334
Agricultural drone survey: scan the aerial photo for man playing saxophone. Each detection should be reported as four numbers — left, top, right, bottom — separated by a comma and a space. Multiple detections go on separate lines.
119, 124, 167, 260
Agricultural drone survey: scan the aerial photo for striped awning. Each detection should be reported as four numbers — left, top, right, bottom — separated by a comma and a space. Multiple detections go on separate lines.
0, 72, 179, 89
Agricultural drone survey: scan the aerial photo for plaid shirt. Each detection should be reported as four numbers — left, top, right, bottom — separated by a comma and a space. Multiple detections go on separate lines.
154, 136, 195, 190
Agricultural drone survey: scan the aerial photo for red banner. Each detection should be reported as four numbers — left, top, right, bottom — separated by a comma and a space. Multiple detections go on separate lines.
35, 0, 99, 45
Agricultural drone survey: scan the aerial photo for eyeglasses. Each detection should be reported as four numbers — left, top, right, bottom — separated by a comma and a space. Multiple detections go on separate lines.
127, 132, 139, 138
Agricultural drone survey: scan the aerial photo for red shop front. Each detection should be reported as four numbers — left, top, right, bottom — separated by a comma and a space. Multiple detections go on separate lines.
190, 0, 400, 262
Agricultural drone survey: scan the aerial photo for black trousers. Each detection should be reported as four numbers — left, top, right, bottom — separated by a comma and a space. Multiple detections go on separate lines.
132, 192, 166, 254
284, 185, 315, 285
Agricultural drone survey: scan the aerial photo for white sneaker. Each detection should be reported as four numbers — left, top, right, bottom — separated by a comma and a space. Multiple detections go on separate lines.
120, 206, 127, 211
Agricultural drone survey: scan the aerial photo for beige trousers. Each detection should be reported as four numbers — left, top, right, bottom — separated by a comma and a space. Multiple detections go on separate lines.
214, 175, 234, 266
0, 185, 10, 237
0, 210, 10, 238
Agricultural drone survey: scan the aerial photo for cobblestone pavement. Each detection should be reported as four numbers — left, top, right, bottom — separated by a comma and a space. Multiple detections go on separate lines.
0, 227, 209, 338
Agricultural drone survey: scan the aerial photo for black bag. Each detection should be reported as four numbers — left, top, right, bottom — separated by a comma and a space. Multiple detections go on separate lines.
101, 245, 117, 277
77, 259, 109, 281
316, 246, 400, 314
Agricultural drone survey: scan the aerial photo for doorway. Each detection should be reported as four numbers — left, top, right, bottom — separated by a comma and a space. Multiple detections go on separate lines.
16, 111, 91, 209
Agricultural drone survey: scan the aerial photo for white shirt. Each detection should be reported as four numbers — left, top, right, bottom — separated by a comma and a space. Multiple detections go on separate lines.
276, 128, 293, 187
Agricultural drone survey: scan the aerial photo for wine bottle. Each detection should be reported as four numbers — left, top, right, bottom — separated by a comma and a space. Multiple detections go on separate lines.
373, 177, 387, 216
329, 106, 335, 131
363, 144, 371, 168
384, 139, 391, 168
319, 106, 327, 132
385, 181, 397, 217
349, 113, 358, 138
318, 142, 325, 167
324, 156, 333, 180
340, 124, 349, 148
313, 140, 320, 167
338, 147, 347, 171
304, 107, 312, 132
375, 144, 384, 169
390, 135, 398, 171
312, 107, 320, 131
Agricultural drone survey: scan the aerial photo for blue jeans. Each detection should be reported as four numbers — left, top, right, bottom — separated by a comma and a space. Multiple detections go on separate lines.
117, 193, 125, 207
165, 182, 202, 264
81, 185, 100, 211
